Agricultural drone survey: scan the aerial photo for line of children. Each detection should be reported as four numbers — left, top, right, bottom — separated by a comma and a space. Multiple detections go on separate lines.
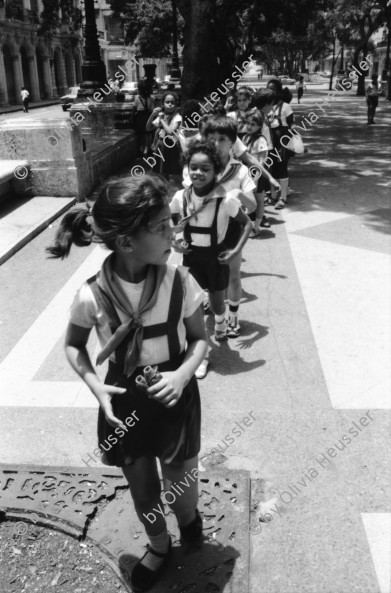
170, 139, 252, 378
48, 175, 207, 592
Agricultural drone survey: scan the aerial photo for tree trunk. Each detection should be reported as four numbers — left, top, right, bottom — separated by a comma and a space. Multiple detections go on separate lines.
354, 44, 367, 96
177, 0, 218, 101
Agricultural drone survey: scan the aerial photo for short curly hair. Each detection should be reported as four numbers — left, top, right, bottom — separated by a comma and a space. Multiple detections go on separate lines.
182, 139, 222, 174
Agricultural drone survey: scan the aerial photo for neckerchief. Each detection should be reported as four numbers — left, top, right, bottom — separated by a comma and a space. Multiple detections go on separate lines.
173, 186, 218, 231
95, 254, 167, 377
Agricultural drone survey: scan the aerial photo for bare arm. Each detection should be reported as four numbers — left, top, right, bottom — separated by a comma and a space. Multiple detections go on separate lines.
159, 116, 181, 135
217, 208, 252, 264
65, 323, 126, 427
146, 108, 161, 132
240, 150, 280, 189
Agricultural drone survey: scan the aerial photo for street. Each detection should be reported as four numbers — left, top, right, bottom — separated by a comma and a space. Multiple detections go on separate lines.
0, 86, 390, 592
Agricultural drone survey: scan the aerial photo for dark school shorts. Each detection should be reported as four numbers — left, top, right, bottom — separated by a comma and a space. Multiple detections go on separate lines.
224, 219, 242, 250
183, 244, 229, 292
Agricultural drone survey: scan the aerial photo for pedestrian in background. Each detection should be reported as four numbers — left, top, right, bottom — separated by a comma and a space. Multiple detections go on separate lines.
47, 175, 207, 592
296, 76, 307, 103
21, 87, 29, 113
366, 74, 382, 125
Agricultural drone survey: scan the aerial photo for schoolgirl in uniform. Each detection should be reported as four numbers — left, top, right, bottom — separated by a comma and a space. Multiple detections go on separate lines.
146, 92, 182, 182
170, 140, 252, 378
47, 175, 207, 592
266, 78, 294, 209
242, 109, 271, 236
227, 86, 254, 139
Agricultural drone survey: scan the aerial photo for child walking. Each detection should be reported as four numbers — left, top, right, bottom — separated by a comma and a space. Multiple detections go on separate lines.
47, 175, 207, 592
170, 140, 252, 378
242, 109, 270, 236
296, 76, 307, 104
203, 116, 256, 338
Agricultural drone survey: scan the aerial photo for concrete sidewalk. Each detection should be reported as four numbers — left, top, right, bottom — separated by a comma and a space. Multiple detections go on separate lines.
0, 87, 390, 592
0, 99, 60, 115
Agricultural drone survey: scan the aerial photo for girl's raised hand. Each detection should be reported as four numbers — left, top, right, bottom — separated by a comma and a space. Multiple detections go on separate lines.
94, 384, 127, 428
146, 372, 184, 408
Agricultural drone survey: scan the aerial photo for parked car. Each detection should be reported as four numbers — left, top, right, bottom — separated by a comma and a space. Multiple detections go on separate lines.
280, 76, 296, 85
60, 86, 80, 111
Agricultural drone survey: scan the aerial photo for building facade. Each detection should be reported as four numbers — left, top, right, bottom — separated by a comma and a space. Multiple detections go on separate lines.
0, 0, 82, 106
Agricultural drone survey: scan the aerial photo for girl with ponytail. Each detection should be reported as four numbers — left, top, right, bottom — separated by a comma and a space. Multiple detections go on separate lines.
47, 174, 207, 591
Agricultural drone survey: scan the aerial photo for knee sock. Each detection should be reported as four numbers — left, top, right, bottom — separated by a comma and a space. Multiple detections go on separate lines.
228, 300, 240, 323
141, 527, 170, 569
214, 309, 226, 332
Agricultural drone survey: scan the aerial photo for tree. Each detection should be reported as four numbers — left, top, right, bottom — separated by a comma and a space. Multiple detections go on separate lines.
39, 0, 82, 34
330, 0, 388, 95
110, 0, 184, 58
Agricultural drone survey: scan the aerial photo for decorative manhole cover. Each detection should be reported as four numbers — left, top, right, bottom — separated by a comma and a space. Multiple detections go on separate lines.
1, 466, 250, 592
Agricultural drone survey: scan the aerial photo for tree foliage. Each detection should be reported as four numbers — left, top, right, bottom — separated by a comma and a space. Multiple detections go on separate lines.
109, 0, 388, 97
39, 0, 83, 34
110, 0, 184, 58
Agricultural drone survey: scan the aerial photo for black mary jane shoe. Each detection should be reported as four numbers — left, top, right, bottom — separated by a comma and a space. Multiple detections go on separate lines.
179, 509, 203, 544
130, 537, 172, 592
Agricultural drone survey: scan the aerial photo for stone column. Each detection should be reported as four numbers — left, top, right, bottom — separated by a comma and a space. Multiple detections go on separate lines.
28, 55, 40, 101
12, 55, 23, 104
58, 52, 68, 95
50, 59, 58, 97
0, 49, 9, 105
70, 54, 77, 86
42, 56, 53, 98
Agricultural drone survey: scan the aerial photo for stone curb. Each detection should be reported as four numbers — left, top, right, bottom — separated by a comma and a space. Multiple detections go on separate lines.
0, 197, 76, 266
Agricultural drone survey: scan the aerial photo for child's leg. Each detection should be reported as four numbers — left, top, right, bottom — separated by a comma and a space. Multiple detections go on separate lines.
161, 455, 199, 528
227, 252, 242, 337
251, 192, 269, 235
209, 289, 227, 341
196, 289, 226, 378
123, 458, 172, 588
123, 457, 166, 535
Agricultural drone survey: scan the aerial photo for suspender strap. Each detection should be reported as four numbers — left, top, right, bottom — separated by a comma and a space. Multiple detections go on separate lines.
87, 268, 184, 370
184, 197, 223, 249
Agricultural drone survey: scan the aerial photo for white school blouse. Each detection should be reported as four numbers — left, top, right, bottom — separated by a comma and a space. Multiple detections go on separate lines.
69, 264, 205, 366
170, 187, 241, 247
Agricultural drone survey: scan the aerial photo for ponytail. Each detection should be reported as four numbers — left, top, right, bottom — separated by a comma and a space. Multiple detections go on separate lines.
46, 207, 94, 259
